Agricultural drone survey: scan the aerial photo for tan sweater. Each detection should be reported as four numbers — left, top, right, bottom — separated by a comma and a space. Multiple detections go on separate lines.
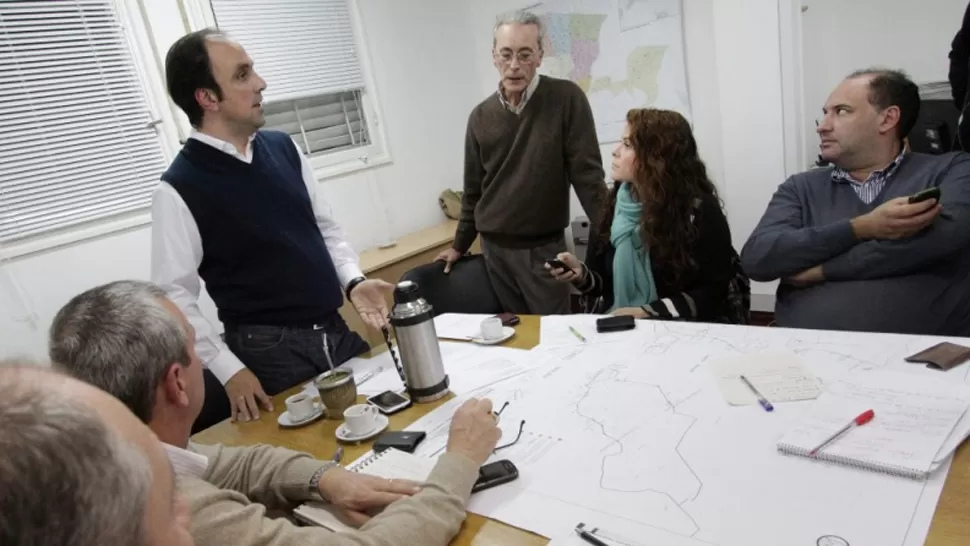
182, 443, 480, 546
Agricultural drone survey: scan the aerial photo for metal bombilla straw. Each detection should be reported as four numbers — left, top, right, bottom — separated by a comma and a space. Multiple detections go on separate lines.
381, 322, 408, 390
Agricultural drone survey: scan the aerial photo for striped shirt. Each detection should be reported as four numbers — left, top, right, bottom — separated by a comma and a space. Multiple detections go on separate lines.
496, 73, 540, 115
164, 442, 209, 479
831, 151, 907, 204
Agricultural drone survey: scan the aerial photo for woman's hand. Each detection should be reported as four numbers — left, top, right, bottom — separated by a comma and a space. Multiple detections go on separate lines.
545, 252, 584, 283
612, 307, 648, 319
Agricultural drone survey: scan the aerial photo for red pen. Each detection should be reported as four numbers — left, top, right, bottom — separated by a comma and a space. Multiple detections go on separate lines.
809, 409, 875, 456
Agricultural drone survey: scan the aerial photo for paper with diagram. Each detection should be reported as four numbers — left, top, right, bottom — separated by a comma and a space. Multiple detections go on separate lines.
708, 351, 821, 406
404, 319, 970, 546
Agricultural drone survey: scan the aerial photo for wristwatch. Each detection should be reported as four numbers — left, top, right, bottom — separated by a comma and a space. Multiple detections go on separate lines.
307, 462, 338, 502
345, 276, 367, 300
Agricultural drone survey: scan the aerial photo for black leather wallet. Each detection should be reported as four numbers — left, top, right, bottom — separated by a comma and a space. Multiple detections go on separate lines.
373, 431, 426, 453
596, 315, 636, 333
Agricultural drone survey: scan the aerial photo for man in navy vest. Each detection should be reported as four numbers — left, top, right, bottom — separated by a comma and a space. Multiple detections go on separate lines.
151, 29, 393, 430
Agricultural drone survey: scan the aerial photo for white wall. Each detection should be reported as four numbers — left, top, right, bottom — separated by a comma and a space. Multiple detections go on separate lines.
711, 0, 792, 309
801, 0, 968, 166
0, 0, 481, 360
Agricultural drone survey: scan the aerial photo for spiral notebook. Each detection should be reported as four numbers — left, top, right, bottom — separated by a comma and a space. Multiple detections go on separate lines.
293, 448, 437, 532
776, 369, 970, 480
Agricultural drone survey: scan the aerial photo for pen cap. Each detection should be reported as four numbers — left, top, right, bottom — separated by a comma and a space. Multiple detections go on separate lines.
855, 409, 875, 425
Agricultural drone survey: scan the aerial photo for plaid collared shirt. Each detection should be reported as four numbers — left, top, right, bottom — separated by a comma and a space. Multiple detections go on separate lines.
497, 73, 540, 115
831, 150, 907, 204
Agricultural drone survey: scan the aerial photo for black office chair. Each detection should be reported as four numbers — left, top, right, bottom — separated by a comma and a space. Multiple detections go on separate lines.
399, 254, 503, 316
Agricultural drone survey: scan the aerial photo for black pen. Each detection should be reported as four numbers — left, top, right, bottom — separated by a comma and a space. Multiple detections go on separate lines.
574, 524, 609, 546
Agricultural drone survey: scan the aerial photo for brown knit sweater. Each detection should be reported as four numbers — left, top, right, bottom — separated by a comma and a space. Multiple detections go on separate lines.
453, 76, 607, 252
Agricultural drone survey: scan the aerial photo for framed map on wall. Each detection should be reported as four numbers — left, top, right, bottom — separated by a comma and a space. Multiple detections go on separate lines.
520, 0, 691, 144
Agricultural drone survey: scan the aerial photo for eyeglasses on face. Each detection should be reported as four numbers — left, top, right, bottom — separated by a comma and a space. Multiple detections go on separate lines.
494, 50, 536, 64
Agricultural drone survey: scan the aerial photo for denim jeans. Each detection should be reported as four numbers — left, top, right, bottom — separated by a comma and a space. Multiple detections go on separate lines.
191, 313, 369, 432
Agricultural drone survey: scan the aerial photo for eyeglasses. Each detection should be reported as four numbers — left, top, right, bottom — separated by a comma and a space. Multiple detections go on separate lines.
494, 50, 536, 65
494, 419, 525, 452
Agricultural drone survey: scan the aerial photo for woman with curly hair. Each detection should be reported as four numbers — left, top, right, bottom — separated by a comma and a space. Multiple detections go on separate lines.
548, 108, 749, 323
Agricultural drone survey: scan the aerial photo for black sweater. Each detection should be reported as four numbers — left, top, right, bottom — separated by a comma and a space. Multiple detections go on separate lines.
578, 184, 743, 322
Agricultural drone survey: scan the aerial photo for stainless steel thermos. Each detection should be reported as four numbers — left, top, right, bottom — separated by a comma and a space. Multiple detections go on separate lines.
388, 280, 450, 402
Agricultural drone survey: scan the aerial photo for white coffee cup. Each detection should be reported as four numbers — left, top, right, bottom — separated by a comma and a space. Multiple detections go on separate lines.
285, 393, 316, 421
480, 316, 504, 340
343, 403, 380, 436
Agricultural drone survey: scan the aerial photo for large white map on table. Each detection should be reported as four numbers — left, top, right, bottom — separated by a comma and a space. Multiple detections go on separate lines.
400, 320, 970, 546
521, 0, 690, 143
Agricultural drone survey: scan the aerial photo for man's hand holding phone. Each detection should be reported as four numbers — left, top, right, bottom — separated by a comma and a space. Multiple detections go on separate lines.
851, 194, 941, 241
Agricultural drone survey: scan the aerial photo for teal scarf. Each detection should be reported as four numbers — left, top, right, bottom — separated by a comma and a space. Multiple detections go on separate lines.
609, 183, 657, 310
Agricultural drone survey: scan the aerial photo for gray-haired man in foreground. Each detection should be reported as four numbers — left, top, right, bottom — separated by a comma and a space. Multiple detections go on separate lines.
49, 280, 503, 546
0, 363, 194, 546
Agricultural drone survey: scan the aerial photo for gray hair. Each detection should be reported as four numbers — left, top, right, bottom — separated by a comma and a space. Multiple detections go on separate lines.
493, 10, 545, 52
49, 280, 190, 424
0, 365, 153, 546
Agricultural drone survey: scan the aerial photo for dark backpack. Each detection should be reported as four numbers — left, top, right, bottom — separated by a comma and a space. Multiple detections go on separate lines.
720, 251, 751, 325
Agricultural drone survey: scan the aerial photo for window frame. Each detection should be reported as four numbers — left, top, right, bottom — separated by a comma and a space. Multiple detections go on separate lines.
0, 0, 181, 260
181, 0, 392, 180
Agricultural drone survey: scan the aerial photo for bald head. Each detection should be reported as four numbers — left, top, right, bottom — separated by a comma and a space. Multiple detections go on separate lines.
0, 364, 193, 546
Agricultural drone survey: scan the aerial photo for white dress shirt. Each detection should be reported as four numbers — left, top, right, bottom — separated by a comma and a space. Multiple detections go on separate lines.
150, 129, 364, 385
164, 442, 209, 479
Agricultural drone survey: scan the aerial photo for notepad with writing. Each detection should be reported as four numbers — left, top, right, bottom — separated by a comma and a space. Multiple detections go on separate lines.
293, 448, 437, 532
777, 369, 970, 480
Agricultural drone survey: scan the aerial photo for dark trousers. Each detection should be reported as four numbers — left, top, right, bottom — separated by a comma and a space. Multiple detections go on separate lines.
192, 312, 369, 433
480, 234, 571, 315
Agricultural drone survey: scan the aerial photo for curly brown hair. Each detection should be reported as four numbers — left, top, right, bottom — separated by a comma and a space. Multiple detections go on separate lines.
597, 108, 721, 281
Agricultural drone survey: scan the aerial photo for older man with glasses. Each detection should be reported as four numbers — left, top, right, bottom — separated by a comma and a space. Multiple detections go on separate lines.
435, 10, 607, 316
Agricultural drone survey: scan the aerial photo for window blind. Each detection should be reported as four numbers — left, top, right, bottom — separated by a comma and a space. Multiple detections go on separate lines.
209, 0, 365, 103
0, 0, 168, 245
264, 89, 370, 156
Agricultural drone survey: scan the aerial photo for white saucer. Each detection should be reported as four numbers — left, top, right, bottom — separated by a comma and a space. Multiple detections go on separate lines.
336, 414, 390, 443
277, 403, 325, 428
471, 326, 516, 345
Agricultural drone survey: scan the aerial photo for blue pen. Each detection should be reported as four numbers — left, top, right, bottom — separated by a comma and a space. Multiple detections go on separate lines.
739, 374, 774, 412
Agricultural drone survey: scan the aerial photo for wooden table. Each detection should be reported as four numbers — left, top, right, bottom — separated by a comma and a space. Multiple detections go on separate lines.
193, 316, 970, 545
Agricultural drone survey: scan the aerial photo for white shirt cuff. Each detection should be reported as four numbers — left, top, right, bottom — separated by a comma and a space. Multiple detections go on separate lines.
207, 350, 247, 385
336, 262, 365, 289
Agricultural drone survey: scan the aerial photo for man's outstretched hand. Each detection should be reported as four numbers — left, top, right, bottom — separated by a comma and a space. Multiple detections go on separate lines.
349, 279, 394, 330
851, 197, 940, 240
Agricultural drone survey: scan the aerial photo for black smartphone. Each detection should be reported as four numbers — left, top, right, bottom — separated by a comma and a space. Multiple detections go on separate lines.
545, 258, 567, 270
596, 315, 636, 333
373, 430, 426, 453
471, 460, 519, 493
495, 312, 520, 326
909, 186, 941, 204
